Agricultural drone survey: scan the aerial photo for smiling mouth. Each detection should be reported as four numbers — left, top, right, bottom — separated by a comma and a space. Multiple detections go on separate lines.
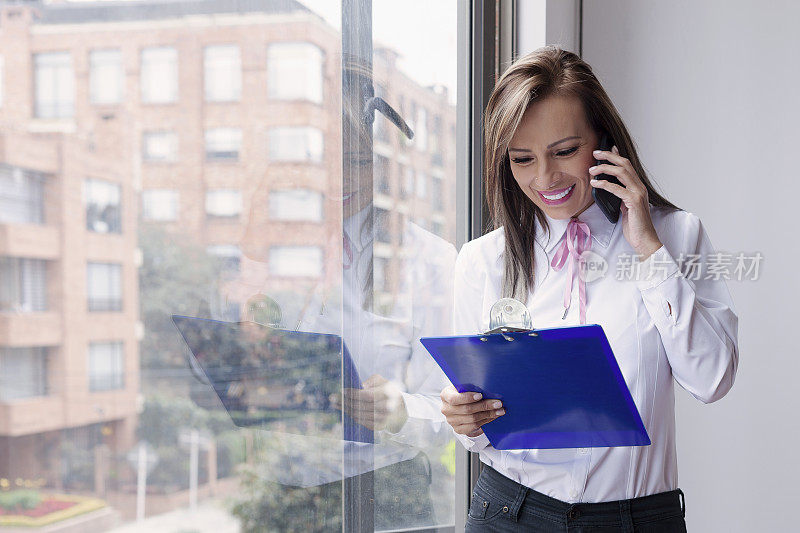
540, 185, 574, 200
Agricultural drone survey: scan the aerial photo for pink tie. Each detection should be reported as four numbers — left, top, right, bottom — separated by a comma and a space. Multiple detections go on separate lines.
550, 217, 591, 324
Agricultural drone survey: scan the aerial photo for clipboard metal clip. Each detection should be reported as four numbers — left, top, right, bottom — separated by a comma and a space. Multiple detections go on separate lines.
481, 298, 537, 342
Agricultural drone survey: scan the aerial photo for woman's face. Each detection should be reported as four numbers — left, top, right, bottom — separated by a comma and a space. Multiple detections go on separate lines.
507, 94, 600, 219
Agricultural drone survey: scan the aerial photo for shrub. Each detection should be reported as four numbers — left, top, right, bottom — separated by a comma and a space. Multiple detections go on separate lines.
0, 490, 42, 512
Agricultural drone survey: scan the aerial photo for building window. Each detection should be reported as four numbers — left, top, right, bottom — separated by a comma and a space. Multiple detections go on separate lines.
205, 128, 242, 161
269, 246, 322, 278
415, 106, 428, 151
0, 347, 48, 400
87, 262, 122, 312
88, 341, 124, 392
34, 51, 74, 119
400, 165, 412, 199
267, 42, 323, 104
416, 171, 427, 198
205, 189, 241, 219
374, 256, 391, 293
141, 46, 177, 104
84, 179, 121, 234
374, 155, 390, 194
269, 189, 322, 222
375, 208, 391, 243
207, 244, 242, 275
204, 44, 241, 102
89, 49, 123, 105
141, 189, 179, 221
0, 165, 45, 225
142, 131, 178, 162
431, 176, 444, 211
0, 257, 47, 312
268, 127, 323, 163
431, 115, 443, 165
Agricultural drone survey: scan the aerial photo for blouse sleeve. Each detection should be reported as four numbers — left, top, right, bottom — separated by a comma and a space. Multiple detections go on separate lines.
448, 240, 492, 452
635, 211, 739, 404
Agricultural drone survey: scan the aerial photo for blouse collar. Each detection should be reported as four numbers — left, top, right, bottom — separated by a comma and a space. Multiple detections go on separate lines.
535, 201, 617, 254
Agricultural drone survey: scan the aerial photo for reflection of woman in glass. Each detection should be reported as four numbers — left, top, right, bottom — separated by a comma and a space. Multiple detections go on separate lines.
441, 46, 738, 531
224, 54, 458, 530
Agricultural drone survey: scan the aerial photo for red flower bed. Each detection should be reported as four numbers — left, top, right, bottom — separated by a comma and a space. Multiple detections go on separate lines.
0, 498, 77, 518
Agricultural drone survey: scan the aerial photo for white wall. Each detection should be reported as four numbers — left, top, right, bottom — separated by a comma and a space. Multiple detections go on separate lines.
520, 1, 799, 531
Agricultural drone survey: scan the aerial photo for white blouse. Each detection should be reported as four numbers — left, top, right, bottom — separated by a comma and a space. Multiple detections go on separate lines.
450, 200, 739, 503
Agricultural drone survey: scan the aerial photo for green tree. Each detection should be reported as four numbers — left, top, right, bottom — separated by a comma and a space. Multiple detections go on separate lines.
138, 223, 222, 369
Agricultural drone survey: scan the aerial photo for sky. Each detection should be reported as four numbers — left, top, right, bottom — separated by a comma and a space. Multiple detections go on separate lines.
298, 0, 458, 105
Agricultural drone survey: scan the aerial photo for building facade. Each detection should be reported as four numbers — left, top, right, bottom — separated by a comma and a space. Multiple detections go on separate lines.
0, 0, 456, 494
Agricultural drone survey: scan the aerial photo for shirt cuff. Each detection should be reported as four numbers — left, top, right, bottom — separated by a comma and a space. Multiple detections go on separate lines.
455, 431, 491, 452
379, 391, 442, 440
398, 391, 442, 421
634, 245, 681, 291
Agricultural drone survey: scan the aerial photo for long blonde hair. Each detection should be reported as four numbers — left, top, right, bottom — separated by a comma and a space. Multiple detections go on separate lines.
484, 45, 681, 301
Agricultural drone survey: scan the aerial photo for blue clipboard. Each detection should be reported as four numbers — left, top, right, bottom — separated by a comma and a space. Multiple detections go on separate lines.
171, 314, 373, 444
420, 324, 650, 450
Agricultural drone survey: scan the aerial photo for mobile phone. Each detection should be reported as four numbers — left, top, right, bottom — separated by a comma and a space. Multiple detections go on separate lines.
591, 131, 623, 223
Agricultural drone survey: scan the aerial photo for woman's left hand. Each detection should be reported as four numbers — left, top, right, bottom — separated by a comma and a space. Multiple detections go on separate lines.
334, 374, 408, 432
589, 145, 663, 259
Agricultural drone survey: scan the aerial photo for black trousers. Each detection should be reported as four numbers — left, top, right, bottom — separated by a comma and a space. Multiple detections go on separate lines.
466, 465, 687, 532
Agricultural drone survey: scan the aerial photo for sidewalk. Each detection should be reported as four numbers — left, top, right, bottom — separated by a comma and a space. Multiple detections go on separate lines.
108, 499, 240, 533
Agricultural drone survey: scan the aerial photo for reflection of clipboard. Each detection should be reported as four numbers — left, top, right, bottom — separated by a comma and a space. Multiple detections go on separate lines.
420, 324, 650, 450
171, 315, 373, 444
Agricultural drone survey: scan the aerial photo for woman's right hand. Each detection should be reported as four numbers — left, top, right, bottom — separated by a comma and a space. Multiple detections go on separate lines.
440, 385, 505, 438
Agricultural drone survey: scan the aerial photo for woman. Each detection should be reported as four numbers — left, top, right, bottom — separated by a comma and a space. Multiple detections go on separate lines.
440, 45, 738, 531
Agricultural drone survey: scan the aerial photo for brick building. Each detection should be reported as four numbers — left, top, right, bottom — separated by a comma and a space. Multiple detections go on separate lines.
0, 0, 456, 489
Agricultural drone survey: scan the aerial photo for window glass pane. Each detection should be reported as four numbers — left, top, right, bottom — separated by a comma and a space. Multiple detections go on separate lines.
141, 189, 179, 221
268, 126, 324, 162
269, 189, 323, 221
142, 131, 178, 161
431, 175, 443, 211
268, 245, 322, 277
204, 44, 241, 102
415, 105, 428, 151
205, 189, 241, 218
34, 51, 74, 118
0, 1, 461, 530
84, 178, 121, 233
88, 342, 124, 391
415, 170, 427, 198
0, 257, 48, 312
267, 42, 323, 103
87, 262, 122, 312
89, 49, 123, 104
205, 127, 242, 161
0, 347, 48, 400
0, 165, 45, 224
141, 46, 177, 103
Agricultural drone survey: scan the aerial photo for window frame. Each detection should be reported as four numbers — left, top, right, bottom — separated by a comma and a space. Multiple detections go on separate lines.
86, 261, 123, 312
87, 341, 125, 392
89, 48, 124, 105
266, 41, 324, 104
140, 45, 178, 104
33, 51, 75, 119
84, 177, 122, 234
